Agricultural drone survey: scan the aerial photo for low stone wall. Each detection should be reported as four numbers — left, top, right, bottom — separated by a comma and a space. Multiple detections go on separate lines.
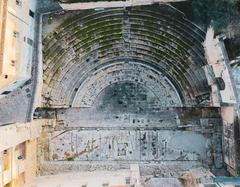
39, 161, 131, 175
204, 27, 240, 175
59, 0, 187, 10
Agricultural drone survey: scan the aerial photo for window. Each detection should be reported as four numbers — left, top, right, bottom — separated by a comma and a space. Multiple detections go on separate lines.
13, 31, 19, 38
102, 183, 109, 186
11, 60, 16, 66
3, 150, 10, 170
16, 0, 22, 6
2, 91, 11, 95
125, 177, 131, 184
29, 9, 35, 18
27, 38, 33, 46
15, 142, 26, 160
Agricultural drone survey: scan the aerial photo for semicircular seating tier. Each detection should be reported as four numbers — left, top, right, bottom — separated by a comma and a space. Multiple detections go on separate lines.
42, 4, 210, 108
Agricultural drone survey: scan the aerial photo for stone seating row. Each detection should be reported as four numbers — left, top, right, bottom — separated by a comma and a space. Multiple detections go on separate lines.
42, 6, 209, 107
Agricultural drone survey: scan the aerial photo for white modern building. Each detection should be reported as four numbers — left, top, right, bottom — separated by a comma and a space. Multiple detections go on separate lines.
0, 0, 36, 96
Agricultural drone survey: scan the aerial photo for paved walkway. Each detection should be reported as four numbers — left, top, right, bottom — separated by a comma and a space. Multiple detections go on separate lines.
60, 0, 187, 10
24, 170, 132, 187
0, 83, 32, 125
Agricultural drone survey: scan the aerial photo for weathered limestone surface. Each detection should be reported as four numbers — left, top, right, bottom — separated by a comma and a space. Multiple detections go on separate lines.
37, 107, 223, 175
59, 0, 187, 10
38, 2, 227, 179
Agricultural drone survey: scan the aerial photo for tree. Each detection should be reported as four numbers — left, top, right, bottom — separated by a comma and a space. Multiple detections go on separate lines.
191, 0, 240, 32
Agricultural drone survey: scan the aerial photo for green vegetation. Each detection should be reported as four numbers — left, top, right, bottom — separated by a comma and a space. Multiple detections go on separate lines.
66, 157, 75, 161
48, 18, 52, 25
225, 38, 240, 60
191, 0, 240, 32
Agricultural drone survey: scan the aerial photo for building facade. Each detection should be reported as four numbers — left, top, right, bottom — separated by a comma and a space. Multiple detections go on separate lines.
0, 0, 36, 96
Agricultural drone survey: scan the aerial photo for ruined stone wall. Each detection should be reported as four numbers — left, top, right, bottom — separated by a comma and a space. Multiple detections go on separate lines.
37, 107, 224, 175
204, 27, 240, 175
